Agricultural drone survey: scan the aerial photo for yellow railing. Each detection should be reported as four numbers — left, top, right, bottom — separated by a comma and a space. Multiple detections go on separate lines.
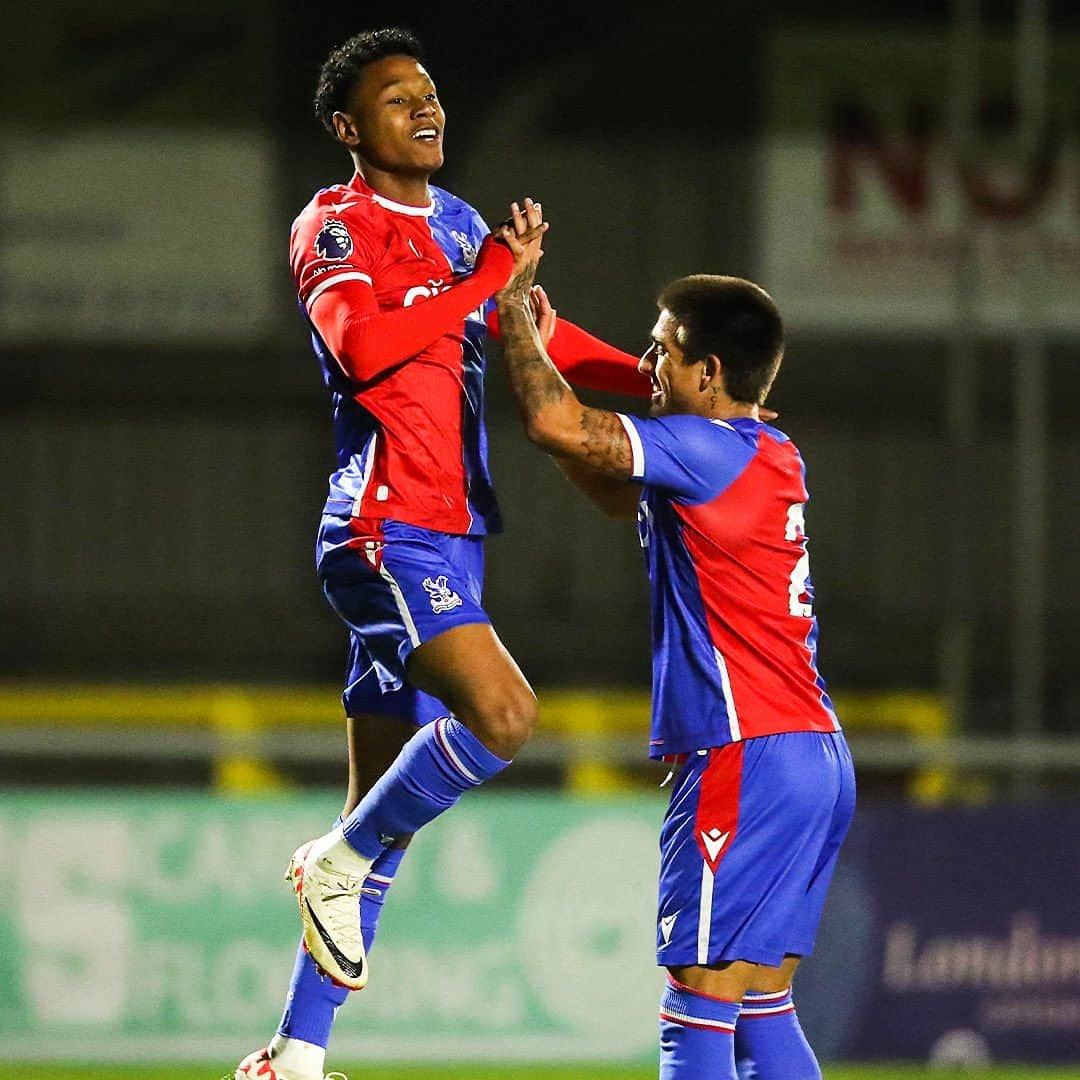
0, 683, 951, 798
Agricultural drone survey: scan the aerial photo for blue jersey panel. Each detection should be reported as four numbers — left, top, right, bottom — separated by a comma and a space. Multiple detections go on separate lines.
620, 414, 758, 503
640, 493, 744, 753
429, 187, 500, 533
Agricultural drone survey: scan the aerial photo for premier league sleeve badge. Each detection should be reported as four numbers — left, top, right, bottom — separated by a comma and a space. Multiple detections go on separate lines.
314, 219, 354, 261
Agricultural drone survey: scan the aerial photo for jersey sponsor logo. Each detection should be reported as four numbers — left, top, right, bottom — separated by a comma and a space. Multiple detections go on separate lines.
659, 912, 679, 945
422, 574, 463, 613
314, 218, 354, 261
700, 828, 731, 863
403, 277, 450, 307
450, 229, 478, 268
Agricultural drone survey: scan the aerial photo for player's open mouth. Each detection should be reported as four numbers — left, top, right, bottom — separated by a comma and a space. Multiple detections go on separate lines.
412, 128, 440, 141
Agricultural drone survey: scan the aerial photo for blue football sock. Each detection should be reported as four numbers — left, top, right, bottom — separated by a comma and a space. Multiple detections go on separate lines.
277, 843, 407, 1047
277, 943, 348, 1049
359, 845, 406, 952
342, 716, 510, 859
659, 976, 741, 1079
735, 989, 821, 1080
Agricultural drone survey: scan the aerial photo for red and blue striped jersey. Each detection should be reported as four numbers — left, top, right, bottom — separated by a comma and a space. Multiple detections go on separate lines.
290, 173, 499, 536
616, 413, 840, 758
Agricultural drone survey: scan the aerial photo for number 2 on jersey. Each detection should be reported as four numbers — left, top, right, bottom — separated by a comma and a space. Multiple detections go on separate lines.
785, 502, 813, 618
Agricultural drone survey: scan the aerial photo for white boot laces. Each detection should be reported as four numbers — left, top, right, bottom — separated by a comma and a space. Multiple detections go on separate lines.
312, 865, 371, 947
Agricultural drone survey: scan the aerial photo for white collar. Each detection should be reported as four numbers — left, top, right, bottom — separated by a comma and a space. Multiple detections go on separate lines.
370, 191, 435, 217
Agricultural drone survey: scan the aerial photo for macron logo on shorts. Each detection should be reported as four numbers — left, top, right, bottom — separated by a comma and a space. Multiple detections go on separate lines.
423, 575, 463, 613
700, 828, 731, 866
659, 913, 678, 946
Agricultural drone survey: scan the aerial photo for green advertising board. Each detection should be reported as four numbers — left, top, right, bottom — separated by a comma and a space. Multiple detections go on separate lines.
0, 792, 667, 1064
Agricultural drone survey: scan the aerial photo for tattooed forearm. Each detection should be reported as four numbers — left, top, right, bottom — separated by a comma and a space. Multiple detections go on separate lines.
500, 266, 536, 299
496, 299, 633, 480
578, 408, 633, 476
498, 300, 572, 417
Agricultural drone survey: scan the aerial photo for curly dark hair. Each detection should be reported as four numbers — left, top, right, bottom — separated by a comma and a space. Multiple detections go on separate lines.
314, 27, 426, 134
657, 276, 784, 405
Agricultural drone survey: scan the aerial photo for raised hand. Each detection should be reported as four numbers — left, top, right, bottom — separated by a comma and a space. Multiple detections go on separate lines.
494, 197, 548, 301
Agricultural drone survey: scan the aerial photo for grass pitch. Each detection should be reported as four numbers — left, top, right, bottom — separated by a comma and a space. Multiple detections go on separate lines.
0, 1066, 1077, 1079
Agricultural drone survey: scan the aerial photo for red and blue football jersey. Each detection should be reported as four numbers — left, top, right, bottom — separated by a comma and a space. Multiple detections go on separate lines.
616, 414, 840, 757
291, 174, 498, 536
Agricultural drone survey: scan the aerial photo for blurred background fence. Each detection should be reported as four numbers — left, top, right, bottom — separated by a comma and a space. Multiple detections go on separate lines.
2, 0, 1079, 1071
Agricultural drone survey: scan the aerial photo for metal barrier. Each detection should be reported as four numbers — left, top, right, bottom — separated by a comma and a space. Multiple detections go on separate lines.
3, 682, 1078, 799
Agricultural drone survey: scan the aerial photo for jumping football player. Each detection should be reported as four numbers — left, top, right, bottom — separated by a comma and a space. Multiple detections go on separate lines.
236, 26, 646, 1080
495, 218, 856, 1080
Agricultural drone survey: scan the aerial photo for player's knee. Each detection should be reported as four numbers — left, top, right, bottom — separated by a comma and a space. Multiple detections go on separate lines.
471, 685, 537, 758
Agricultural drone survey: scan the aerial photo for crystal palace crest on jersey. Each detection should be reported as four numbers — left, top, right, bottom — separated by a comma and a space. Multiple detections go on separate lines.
422, 575, 463, 613
315, 219, 353, 260
450, 230, 477, 268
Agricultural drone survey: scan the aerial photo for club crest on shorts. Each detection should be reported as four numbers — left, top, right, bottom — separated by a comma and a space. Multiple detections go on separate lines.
422, 575, 463, 613
315, 219, 353, 260
450, 229, 477, 268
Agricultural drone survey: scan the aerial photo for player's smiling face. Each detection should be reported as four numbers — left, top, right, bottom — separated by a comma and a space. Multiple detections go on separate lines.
345, 54, 445, 176
640, 309, 703, 416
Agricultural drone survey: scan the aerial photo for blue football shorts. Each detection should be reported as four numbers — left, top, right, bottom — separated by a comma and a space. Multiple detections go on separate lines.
656, 730, 855, 968
316, 513, 490, 724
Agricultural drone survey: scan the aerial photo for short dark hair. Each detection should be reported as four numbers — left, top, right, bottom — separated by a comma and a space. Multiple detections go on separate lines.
657, 275, 784, 404
314, 27, 426, 134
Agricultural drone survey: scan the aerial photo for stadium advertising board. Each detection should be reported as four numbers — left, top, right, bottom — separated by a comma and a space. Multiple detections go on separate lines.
0, 134, 276, 345
1, 794, 1078, 1066
0, 793, 664, 1064
836, 804, 1080, 1065
760, 30, 1080, 332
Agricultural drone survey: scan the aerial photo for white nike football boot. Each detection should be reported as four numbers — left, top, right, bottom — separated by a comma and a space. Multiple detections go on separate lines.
286, 828, 374, 991
233, 1043, 348, 1080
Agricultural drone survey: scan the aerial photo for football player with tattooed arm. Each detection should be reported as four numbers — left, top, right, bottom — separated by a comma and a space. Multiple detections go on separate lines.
236, 25, 652, 1080
494, 214, 856, 1080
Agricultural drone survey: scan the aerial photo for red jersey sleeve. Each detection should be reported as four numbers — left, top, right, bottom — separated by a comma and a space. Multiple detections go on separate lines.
486, 309, 651, 398
291, 202, 382, 311
291, 201, 513, 384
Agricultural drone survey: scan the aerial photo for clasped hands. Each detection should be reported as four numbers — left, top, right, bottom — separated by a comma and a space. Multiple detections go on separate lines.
492, 197, 555, 343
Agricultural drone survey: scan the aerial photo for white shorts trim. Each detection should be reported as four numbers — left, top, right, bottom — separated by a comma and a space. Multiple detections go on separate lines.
377, 564, 421, 648
697, 860, 713, 964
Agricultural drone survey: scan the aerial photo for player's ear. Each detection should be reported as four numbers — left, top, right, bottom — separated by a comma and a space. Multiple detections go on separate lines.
701, 354, 721, 391
332, 110, 360, 147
